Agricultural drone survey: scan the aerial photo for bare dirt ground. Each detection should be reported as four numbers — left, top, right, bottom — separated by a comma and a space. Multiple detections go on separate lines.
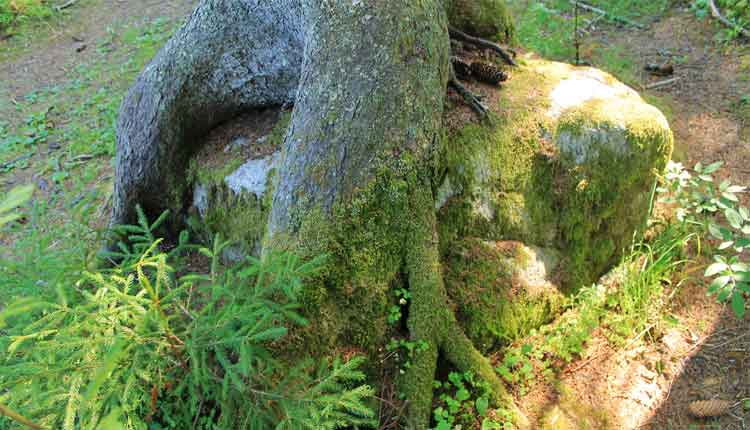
0, 0, 194, 103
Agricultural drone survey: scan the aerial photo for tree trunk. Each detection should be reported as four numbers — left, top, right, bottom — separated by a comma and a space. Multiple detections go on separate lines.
112, 0, 527, 427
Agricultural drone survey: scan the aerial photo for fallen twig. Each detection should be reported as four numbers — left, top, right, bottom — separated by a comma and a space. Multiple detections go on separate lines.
570, 0, 645, 29
645, 77, 680, 90
707, 0, 750, 39
0, 153, 33, 171
55, 0, 77, 11
448, 27, 517, 67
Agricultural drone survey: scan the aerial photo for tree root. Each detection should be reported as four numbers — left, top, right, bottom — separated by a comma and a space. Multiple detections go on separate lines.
449, 65, 489, 118
400, 180, 528, 429
448, 26, 517, 67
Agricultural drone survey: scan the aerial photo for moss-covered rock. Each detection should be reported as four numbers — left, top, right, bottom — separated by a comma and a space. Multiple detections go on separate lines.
438, 59, 673, 289
445, 238, 566, 351
187, 110, 290, 260
447, 0, 515, 42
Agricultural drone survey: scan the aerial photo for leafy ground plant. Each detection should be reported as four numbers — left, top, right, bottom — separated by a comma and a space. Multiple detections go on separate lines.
692, 0, 750, 40
660, 160, 750, 317
0, 0, 54, 34
431, 371, 510, 430
0, 184, 32, 227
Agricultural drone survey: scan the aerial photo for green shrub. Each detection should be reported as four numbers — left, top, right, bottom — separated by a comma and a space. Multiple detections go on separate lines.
0, 209, 376, 430
660, 160, 750, 317
692, 0, 750, 40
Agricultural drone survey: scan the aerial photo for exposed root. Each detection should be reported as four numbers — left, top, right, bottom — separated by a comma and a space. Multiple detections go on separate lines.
400, 180, 527, 429
449, 66, 489, 118
448, 26, 517, 67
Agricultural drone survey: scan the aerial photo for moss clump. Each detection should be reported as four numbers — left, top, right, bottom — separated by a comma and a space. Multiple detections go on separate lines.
185, 112, 292, 254
444, 238, 566, 352
437, 63, 561, 257
539, 383, 612, 430
447, 0, 515, 42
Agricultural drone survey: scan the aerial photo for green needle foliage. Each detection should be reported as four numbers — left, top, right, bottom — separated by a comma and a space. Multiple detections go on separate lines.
0, 207, 375, 430
0, 184, 33, 227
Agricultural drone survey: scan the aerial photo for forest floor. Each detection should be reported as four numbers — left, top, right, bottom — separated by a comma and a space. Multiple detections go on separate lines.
0, 1, 749, 429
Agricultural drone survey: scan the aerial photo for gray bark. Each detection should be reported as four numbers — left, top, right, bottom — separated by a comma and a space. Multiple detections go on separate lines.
268, 1, 450, 236
112, 0, 303, 226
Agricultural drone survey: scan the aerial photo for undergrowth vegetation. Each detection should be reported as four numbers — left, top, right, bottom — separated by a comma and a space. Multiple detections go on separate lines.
692, 0, 750, 40
0, 0, 54, 34
0, 208, 376, 430
510, 0, 671, 86
491, 219, 692, 395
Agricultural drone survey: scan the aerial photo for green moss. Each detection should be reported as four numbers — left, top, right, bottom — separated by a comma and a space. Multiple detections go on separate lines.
185, 112, 292, 252
444, 238, 566, 351
437, 62, 561, 255
447, 0, 515, 42
539, 383, 612, 430
554, 96, 673, 285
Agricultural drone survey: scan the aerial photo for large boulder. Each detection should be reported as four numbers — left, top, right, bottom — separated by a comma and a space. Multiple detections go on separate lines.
438, 59, 673, 290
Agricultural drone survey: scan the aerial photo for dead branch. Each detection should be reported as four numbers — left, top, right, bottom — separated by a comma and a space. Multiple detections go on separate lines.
645, 77, 680, 90
707, 0, 750, 39
55, 0, 77, 11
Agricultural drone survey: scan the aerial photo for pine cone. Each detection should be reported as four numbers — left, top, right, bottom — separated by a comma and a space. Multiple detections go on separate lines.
470, 61, 508, 85
451, 56, 472, 81
688, 399, 732, 418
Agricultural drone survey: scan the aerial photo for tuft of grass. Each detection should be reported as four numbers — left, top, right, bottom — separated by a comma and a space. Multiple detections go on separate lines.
0, 0, 54, 34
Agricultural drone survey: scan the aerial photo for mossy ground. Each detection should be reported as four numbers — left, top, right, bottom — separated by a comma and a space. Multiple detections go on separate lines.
445, 238, 566, 352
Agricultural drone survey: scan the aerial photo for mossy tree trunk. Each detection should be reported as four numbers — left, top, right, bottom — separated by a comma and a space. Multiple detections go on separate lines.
112, 0, 524, 427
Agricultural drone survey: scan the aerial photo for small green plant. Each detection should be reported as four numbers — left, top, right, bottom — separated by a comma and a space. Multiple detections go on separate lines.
494, 344, 539, 395
386, 338, 428, 374
691, 0, 750, 40
387, 287, 410, 325
431, 371, 510, 430
0, 0, 55, 35
660, 160, 750, 317
0, 213, 376, 430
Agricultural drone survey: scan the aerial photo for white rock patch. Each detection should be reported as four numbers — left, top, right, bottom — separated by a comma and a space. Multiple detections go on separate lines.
224, 152, 280, 197
547, 67, 637, 119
